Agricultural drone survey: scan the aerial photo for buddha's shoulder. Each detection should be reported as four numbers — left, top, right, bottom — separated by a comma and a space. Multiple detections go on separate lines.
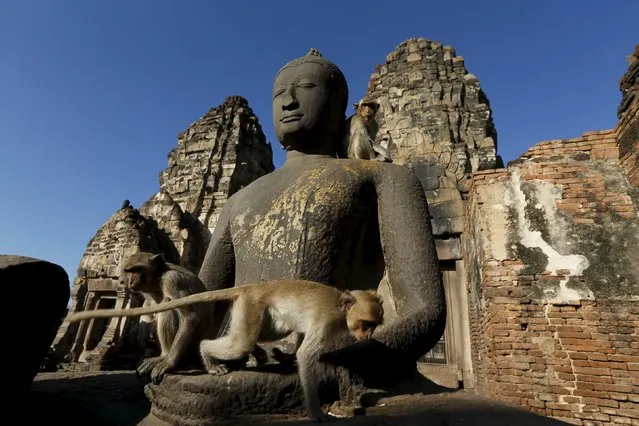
228, 159, 415, 202
333, 158, 415, 178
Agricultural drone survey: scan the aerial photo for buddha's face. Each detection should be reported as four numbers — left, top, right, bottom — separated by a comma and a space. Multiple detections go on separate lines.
272, 62, 332, 150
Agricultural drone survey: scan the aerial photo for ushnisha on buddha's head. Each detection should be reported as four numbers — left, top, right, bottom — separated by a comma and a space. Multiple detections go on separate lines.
272, 48, 349, 155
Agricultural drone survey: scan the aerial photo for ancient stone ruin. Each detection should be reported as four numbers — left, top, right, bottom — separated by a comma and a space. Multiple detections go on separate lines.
463, 44, 639, 424
51, 96, 275, 369
47, 40, 639, 426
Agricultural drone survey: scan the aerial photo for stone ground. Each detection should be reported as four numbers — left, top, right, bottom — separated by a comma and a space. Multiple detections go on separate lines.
27, 370, 571, 425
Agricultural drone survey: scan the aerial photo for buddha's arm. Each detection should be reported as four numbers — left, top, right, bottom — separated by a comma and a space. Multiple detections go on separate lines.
374, 165, 447, 361
197, 199, 237, 336
198, 199, 236, 292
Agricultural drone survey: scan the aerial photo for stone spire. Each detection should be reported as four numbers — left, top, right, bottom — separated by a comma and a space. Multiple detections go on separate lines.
366, 38, 500, 192
158, 95, 274, 231
364, 38, 500, 240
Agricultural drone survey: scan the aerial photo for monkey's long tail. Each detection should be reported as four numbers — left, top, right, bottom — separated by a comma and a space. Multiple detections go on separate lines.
65, 287, 245, 322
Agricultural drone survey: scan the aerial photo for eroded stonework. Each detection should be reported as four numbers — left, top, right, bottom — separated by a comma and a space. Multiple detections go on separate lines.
159, 95, 274, 232
366, 38, 500, 192
363, 38, 500, 241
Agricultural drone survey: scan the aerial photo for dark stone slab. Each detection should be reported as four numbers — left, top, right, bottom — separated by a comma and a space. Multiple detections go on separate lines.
0, 255, 70, 394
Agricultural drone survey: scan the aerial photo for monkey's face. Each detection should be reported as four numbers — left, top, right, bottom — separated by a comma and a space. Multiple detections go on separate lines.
119, 253, 165, 294
342, 290, 384, 341
121, 269, 145, 293
351, 319, 380, 341
358, 103, 377, 121
121, 266, 156, 293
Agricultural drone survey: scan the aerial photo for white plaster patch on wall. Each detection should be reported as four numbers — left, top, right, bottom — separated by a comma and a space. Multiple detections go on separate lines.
477, 184, 509, 261
508, 170, 594, 304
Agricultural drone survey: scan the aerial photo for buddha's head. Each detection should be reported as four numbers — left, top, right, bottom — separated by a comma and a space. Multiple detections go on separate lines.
272, 48, 349, 154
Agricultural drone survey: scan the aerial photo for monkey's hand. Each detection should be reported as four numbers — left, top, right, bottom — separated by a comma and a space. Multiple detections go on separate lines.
150, 357, 176, 384
251, 345, 269, 367
137, 356, 176, 384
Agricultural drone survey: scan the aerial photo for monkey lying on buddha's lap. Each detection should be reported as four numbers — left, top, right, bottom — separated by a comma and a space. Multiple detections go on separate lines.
66, 252, 385, 423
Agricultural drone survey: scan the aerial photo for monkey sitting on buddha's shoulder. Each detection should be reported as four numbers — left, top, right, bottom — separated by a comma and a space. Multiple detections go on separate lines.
343, 96, 392, 163
66, 278, 384, 423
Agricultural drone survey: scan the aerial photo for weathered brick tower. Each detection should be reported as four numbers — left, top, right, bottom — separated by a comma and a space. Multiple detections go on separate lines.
462, 44, 639, 424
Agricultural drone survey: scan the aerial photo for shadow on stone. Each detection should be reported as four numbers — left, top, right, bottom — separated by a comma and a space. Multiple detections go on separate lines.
319, 338, 420, 389
215, 392, 573, 426
357, 373, 456, 407
24, 371, 149, 425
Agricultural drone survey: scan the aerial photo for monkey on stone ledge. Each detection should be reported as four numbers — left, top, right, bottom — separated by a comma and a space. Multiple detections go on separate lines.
66, 254, 385, 423
342, 96, 392, 162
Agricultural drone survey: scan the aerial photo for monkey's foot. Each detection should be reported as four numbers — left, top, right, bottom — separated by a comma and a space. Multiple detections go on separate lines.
250, 345, 269, 367
327, 401, 366, 418
375, 155, 392, 163
271, 347, 297, 365
207, 355, 251, 376
208, 365, 230, 376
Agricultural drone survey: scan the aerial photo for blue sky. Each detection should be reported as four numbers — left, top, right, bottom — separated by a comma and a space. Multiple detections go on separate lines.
0, 0, 637, 283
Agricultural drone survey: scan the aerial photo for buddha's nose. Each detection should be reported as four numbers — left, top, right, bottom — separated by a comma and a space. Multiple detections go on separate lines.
282, 86, 297, 109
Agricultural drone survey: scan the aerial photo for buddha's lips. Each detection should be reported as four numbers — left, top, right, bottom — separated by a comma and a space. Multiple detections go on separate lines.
280, 114, 303, 123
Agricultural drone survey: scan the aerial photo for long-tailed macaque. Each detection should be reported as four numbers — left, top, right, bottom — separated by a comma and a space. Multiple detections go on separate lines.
108, 252, 214, 383
66, 279, 384, 422
342, 96, 392, 162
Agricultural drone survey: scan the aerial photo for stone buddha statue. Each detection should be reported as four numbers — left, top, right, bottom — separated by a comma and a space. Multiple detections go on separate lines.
198, 48, 446, 383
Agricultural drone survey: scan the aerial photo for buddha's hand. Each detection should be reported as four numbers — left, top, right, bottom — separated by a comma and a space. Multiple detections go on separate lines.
319, 339, 416, 388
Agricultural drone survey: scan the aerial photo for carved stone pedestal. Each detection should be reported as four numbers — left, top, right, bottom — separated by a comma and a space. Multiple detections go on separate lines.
139, 369, 306, 425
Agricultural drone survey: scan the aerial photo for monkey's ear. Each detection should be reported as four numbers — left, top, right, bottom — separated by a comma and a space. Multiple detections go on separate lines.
367, 290, 383, 303
339, 290, 355, 313
150, 253, 166, 266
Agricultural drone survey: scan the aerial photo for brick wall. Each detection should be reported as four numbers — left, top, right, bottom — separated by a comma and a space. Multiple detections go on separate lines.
463, 131, 639, 425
